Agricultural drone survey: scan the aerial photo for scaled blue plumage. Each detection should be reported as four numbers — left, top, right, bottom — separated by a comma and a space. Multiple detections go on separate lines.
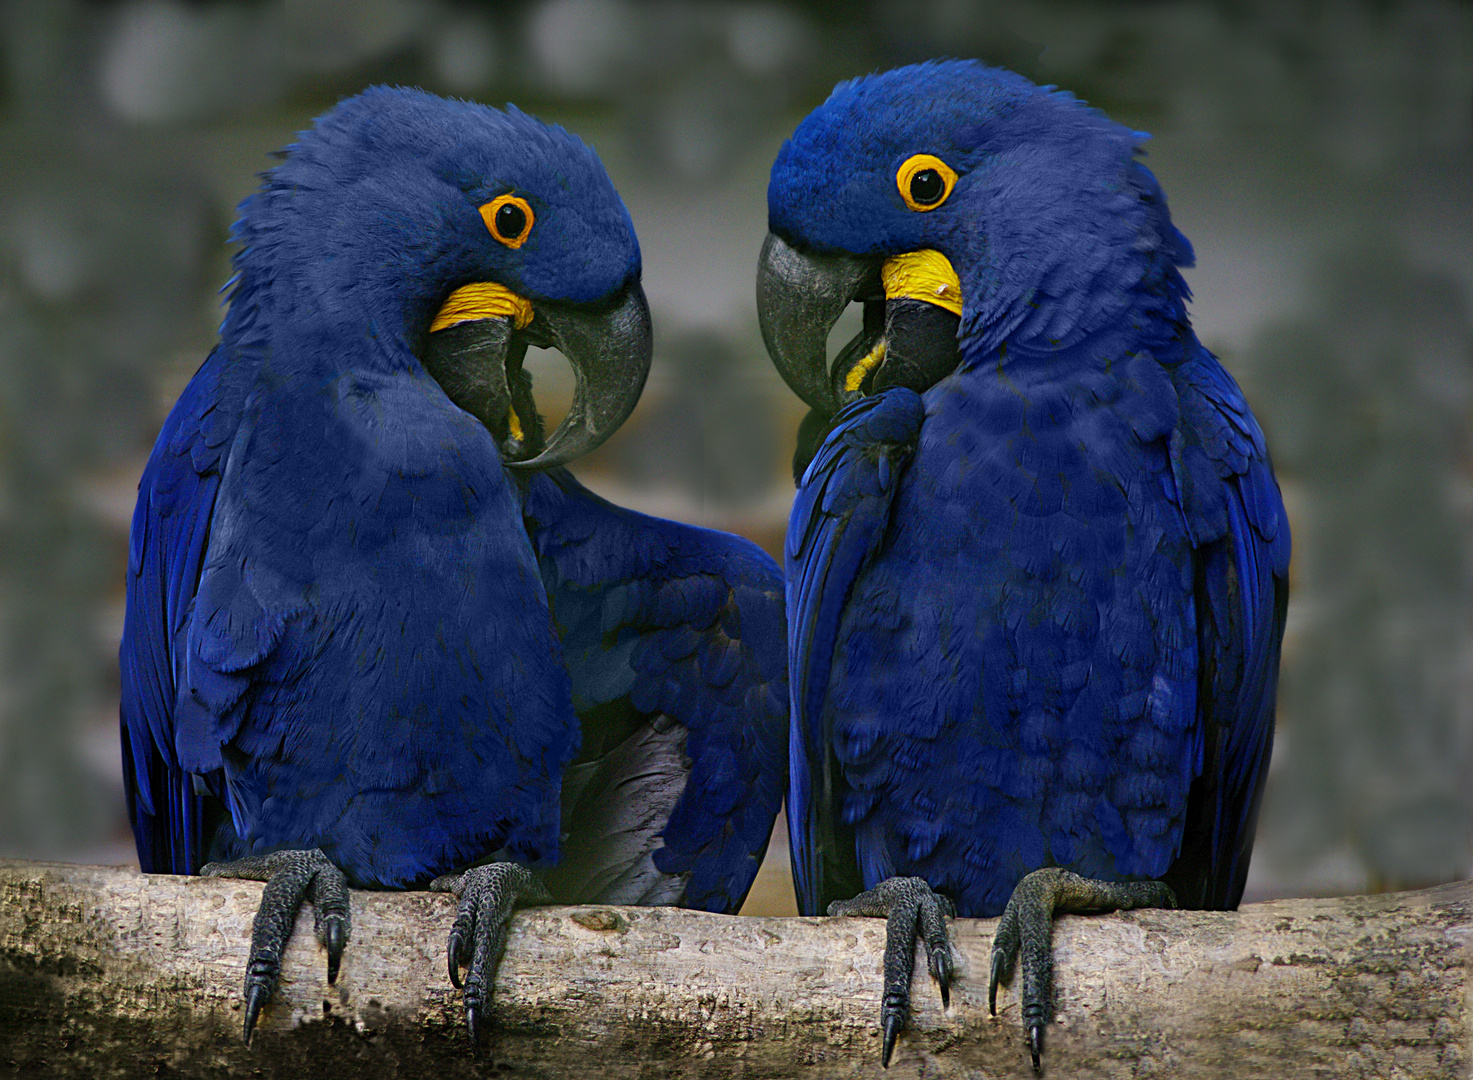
523, 470, 788, 912
120, 87, 786, 916
771, 62, 1289, 920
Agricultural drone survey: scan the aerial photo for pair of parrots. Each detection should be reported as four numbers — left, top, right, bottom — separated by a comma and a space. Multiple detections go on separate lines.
122, 61, 1287, 1070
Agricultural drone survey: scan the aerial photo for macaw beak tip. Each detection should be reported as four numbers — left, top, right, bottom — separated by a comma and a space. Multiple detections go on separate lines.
422, 280, 651, 473
508, 282, 652, 471
756, 232, 878, 416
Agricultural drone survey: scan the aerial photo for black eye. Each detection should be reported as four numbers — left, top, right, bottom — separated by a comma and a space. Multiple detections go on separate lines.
495, 202, 527, 240
909, 169, 945, 206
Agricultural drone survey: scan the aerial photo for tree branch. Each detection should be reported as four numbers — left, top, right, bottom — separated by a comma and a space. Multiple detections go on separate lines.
0, 859, 1467, 1078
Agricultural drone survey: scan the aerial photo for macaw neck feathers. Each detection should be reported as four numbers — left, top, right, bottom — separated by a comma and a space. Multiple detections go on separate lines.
957, 161, 1197, 366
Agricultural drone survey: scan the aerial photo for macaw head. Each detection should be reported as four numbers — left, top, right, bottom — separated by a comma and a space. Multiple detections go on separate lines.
758, 60, 1194, 422
229, 86, 650, 469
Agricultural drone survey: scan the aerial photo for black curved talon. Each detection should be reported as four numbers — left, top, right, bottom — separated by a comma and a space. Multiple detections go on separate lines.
827, 875, 954, 1069
431, 862, 551, 1052
989, 867, 1177, 1074
200, 847, 352, 1044
243, 984, 272, 1043
446, 905, 475, 989
880, 1007, 904, 1069
324, 926, 344, 984
919, 889, 954, 1009
988, 947, 1009, 1016
316, 891, 349, 986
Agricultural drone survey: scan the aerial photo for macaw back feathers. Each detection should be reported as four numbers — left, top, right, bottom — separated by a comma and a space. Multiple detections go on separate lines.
524, 469, 788, 913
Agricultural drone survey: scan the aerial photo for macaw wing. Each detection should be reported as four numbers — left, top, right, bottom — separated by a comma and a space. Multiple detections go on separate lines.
120, 349, 237, 874
784, 388, 925, 916
522, 469, 788, 914
1166, 349, 1292, 909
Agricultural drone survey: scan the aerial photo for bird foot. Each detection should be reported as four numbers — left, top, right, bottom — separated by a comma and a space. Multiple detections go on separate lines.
430, 862, 551, 1053
200, 848, 350, 1044
988, 868, 1176, 1073
828, 876, 955, 1068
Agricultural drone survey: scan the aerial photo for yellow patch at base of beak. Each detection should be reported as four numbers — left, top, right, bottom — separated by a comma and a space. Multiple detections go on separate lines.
844, 340, 887, 393
880, 250, 963, 318
506, 406, 525, 443
431, 282, 534, 332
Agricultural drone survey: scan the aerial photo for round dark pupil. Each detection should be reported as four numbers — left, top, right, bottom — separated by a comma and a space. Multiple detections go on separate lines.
910, 169, 944, 205
496, 202, 526, 238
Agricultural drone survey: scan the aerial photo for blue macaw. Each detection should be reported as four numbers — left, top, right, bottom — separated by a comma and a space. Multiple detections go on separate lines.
757, 61, 1289, 1069
120, 86, 787, 1048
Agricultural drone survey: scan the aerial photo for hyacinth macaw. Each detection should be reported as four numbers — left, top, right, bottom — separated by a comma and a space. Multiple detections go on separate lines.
120, 86, 787, 1048
757, 61, 1289, 1070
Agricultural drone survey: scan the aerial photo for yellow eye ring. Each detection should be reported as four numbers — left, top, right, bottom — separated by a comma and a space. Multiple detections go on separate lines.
481, 194, 535, 248
896, 154, 957, 212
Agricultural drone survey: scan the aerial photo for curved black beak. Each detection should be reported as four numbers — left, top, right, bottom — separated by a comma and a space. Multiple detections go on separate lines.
422, 282, 652, 471
757, 232, 963, 418
756, 232, 879, 415
513, 284, 651, 470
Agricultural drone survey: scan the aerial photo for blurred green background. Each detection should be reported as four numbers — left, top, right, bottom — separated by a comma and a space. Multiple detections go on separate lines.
0, 0, 1469, 915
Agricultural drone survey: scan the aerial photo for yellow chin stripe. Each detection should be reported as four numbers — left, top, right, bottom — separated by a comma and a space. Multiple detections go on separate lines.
430, 282, 534, 333
507, 405, 525, 443
844, 340, 886, 393
880, 250, 963, 318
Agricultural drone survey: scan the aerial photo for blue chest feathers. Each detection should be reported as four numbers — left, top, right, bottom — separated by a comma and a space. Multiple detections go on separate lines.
830, 347, 1204, 915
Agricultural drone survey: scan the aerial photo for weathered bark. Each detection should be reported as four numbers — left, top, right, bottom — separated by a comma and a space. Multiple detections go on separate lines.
0, 859, 1467, 1078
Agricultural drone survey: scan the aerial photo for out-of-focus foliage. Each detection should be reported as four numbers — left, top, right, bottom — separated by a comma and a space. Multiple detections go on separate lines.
0, 0, 1468, 898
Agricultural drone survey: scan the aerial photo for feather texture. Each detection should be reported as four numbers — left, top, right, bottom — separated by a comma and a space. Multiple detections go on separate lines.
120, 88, 787, 915
525, 470, 788, 913
774, 61, 1289, 917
